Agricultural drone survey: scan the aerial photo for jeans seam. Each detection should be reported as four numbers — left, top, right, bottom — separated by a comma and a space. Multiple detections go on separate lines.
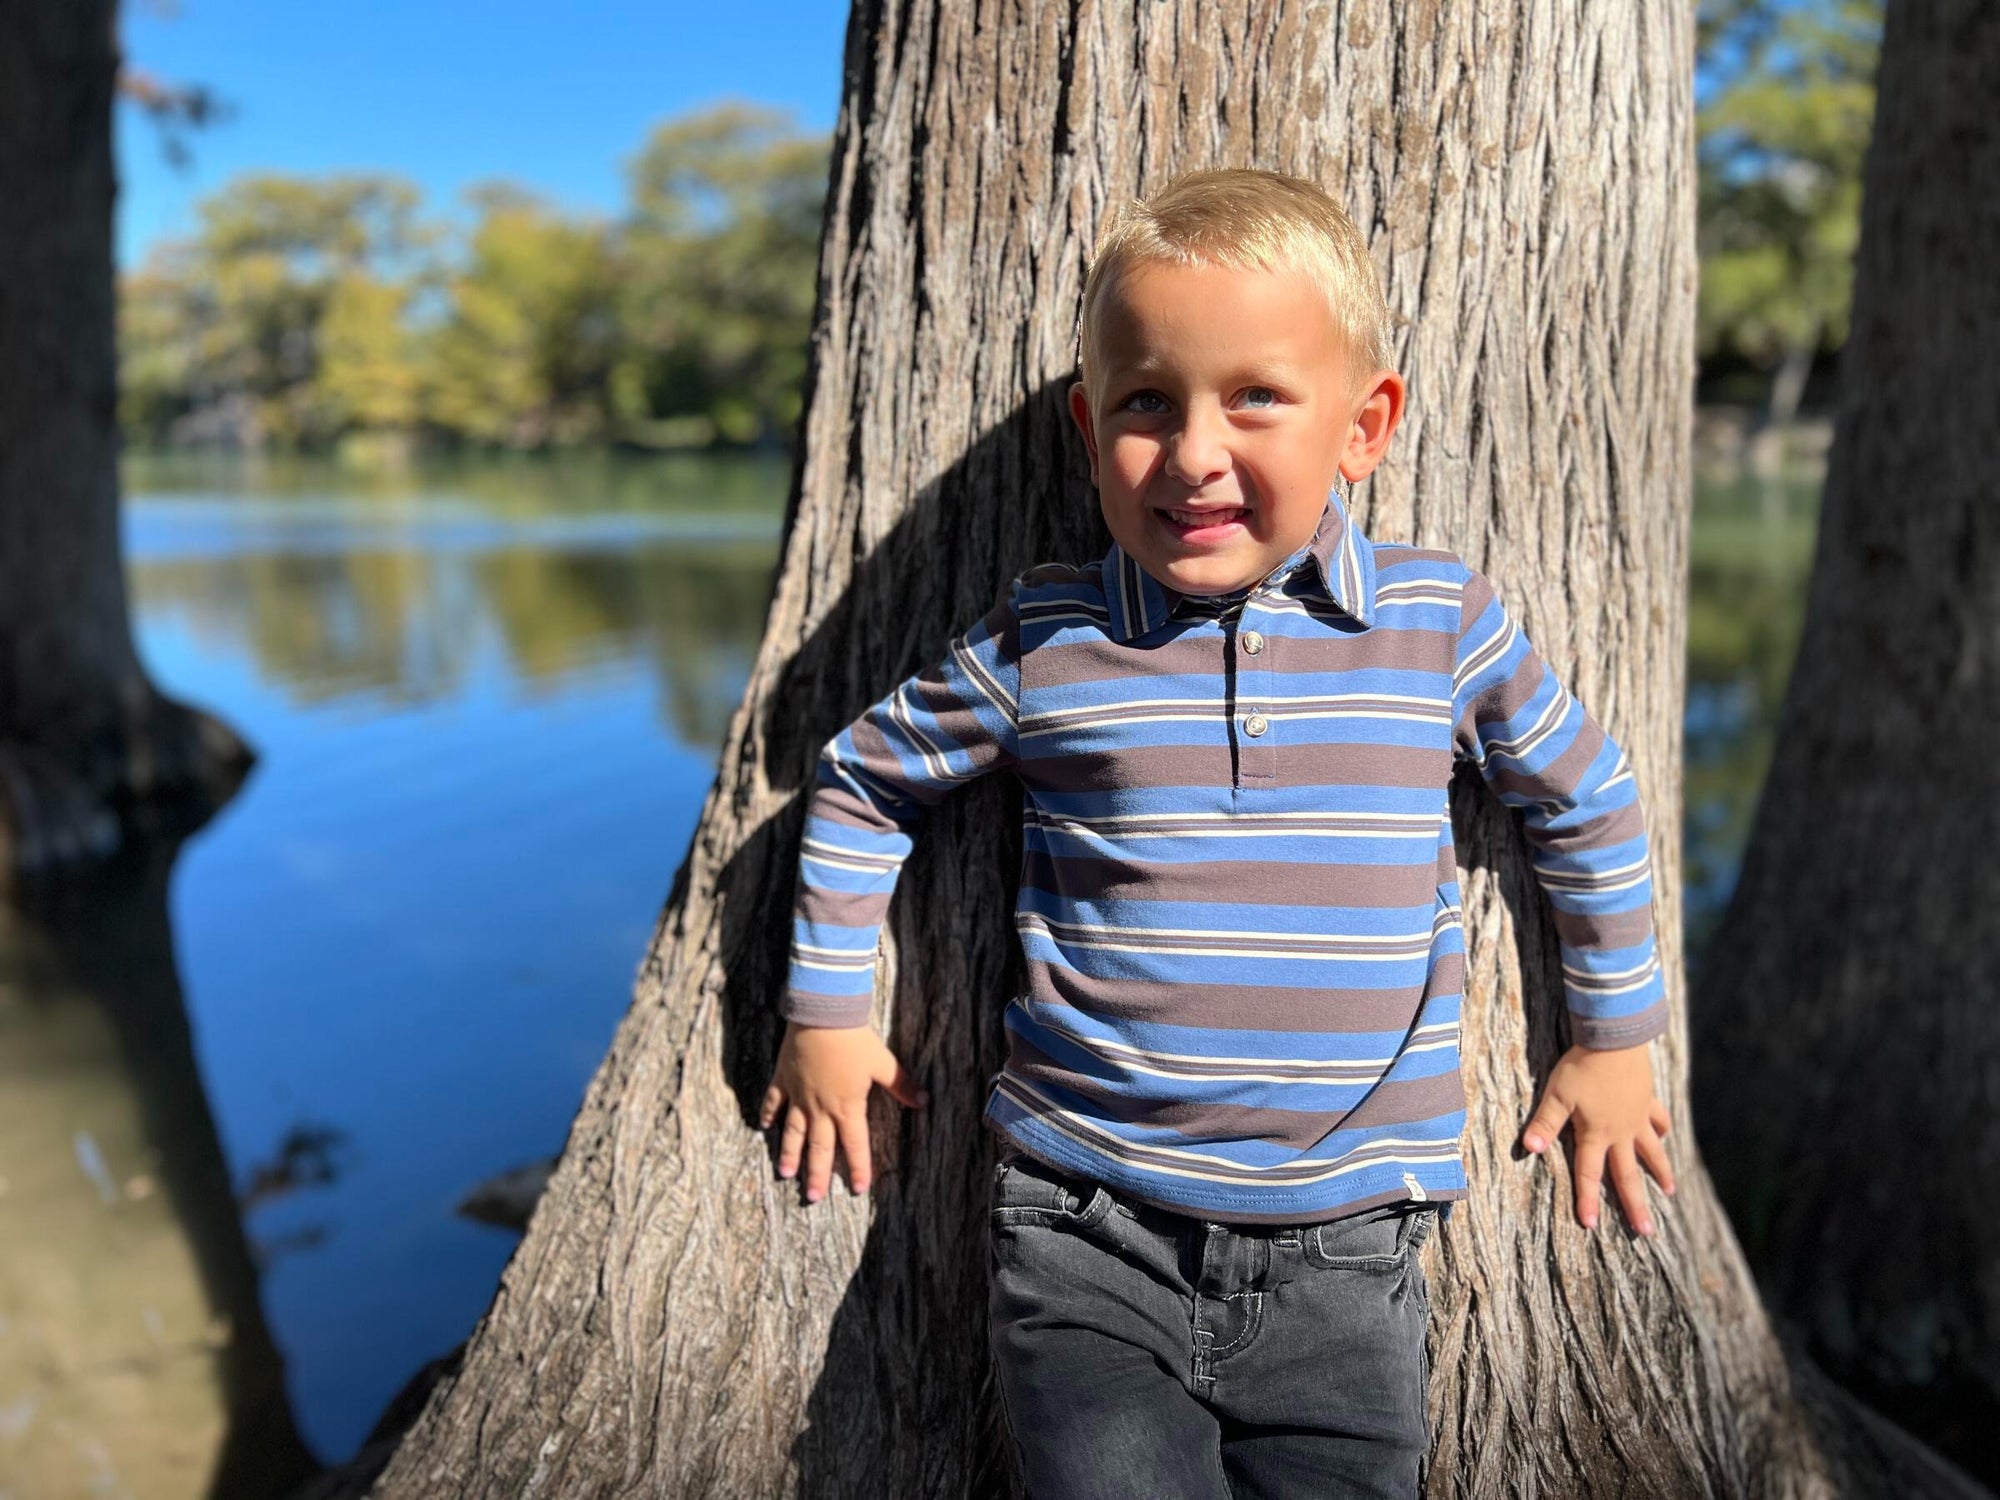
1205, 1289, 1264, 1361
1415, 1262, 1433, 1492
988, 1346, 1035, 1493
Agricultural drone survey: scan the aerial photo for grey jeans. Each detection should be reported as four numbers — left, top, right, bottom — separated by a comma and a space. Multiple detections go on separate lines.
987, 1150, 1438, 1500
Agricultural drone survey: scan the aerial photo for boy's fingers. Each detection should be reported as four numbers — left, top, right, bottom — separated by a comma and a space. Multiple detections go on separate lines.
837, 1107, 874, 1195
759, 1082, 785, 1130
1635, 1127, 1677, 1198
1573, 1136, 1607, 1229
1608, 1141, 1655, 1236
1522, 1089, 1573, 1154
873, 1050, 929, 1110
777, 1105, 808, 1179
1650, 1100, 1673, 1137
804, 1112, 838, 1203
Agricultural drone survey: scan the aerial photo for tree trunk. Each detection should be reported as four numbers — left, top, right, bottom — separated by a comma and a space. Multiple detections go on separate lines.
367, 3, 1985, 1496
1692, 1, 2000, 1488
0, 0, 251, 886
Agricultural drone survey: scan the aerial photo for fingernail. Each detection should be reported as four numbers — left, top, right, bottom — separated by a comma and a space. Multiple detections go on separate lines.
1640, 1221, 1654, 1235
1583, 1213, 1597, 1228
1524, 1134, 1543, 1152
778, 1167, 794, 1180
805, 1188, 821, 1203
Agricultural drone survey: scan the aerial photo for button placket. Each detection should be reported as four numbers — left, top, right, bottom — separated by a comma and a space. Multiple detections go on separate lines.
1236, 602, 1277, 782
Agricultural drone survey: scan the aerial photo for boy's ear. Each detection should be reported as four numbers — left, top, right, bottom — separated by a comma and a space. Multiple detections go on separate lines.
1067, 380, 1101, 486
1337, 368, 1406, 485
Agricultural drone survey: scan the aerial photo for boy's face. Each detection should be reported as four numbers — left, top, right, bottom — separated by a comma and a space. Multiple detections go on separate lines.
1068, 258, 1402, 597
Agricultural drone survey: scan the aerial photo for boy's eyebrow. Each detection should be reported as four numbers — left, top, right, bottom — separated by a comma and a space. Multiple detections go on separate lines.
1102, 355, 1312, 386
1232, 358, 1310, 384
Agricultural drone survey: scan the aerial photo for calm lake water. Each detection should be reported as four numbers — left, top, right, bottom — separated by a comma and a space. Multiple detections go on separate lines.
0, 448, 1820, 1498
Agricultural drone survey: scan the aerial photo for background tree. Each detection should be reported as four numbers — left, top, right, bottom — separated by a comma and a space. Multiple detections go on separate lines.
118, 172, 434, 448
351, 3, 1982, 1497
1696, 0, 1880, 428
0, 0, 250, 881
424, 184, 622, 448
618, 102, 828, 448
117, 102, 829, 455
1692, 0, 2000, 1487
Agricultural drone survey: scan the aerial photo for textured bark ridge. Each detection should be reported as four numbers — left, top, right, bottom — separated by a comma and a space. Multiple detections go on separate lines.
1692, 1, 2000, 1487
369, 3, 1984, 1496
0, 0, 252, 887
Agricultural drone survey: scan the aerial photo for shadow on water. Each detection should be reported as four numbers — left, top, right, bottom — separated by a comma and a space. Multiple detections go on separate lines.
690, 374, 1595, 1497
1, 804, 318, 1499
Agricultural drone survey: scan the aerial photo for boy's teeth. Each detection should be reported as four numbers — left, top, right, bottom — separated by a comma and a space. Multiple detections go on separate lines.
1171, 508, 1243, 524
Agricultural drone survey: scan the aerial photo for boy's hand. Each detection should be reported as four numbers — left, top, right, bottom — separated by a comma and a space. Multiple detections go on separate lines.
759, 1021, 928, 1203
1520, 1041, 1675, 1236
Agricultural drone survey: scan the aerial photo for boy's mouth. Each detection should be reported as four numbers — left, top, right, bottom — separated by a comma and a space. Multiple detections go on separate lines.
1158, 505, 1250, 544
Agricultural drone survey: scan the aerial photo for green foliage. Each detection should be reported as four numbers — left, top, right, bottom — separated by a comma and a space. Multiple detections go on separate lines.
119, 102, 828, 453
320, 274, 422, 432
1697, 0, 1881, 377
426, 187, 625, 446
619, 103, 826, 448
118, 173, 435, 446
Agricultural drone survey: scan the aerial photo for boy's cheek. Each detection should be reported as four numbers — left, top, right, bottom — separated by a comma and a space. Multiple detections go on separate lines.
1103, 437, 1161, 491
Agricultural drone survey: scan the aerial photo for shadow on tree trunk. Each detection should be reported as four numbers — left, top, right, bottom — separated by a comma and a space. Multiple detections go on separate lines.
703, 378, 1087, 1495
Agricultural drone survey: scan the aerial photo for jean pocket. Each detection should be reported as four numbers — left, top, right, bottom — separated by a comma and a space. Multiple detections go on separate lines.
991, 1153, 1114, 1227
1300, 1207, 1407, 1271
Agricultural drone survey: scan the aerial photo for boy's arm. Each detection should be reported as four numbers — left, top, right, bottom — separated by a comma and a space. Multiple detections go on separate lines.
1451, 568, 1667, 1047
781, 585, 1024, 1025
1452, 567, 1675, 1234
760, 584, 1024, 1201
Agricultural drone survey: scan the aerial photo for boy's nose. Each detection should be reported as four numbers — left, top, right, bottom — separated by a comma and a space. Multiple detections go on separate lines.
1164, 406, 1231, 488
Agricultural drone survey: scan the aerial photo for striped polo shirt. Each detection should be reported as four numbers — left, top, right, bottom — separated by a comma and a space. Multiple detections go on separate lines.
782, 489, 1668, 1224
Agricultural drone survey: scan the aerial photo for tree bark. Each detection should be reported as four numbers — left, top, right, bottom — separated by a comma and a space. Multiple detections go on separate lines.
1692, 1, 2000, 1488
368, 3, 1985, 1496
0, 0, 251, 886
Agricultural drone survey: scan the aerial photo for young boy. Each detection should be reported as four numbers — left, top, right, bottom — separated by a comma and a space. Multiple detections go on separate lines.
759, 168, 1676, 1498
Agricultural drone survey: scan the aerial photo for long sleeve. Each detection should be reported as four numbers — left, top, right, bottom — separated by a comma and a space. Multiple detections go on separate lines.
779, 585, 1024, 1027
1451, 568, 1668, 1048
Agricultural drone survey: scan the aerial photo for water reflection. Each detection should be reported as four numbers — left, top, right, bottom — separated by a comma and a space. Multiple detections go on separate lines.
3, 453, 785, 1493
0, 836, 315, 1500
0, 449, 1816, 1494
1683, 463, 1822, 970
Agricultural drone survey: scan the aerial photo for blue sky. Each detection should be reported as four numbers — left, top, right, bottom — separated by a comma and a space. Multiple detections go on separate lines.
114, 0, 850, 268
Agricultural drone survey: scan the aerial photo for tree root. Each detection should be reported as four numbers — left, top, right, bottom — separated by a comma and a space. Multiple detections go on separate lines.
0, 685, 254, 885
1785, 1334, 1995, 1499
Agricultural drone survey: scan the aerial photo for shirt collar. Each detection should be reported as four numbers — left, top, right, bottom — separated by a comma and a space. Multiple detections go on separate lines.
1100, 485, 1377, 642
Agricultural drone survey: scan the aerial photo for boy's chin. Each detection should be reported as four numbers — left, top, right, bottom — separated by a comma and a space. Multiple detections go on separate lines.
1156, 556, 1268, 596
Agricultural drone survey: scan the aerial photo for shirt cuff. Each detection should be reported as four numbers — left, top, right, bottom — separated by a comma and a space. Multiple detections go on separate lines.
778, 984, 876, 1029
1566, 1003, 1668, 1049
1556, 922, 1669, 1050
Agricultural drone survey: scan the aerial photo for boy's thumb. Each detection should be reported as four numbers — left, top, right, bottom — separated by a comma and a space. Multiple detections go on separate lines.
877, 1052, 930, 1109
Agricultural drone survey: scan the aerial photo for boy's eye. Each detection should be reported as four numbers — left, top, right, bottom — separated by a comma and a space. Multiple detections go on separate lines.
1119, 391, 1171, 415
1240, 387, 1278, 409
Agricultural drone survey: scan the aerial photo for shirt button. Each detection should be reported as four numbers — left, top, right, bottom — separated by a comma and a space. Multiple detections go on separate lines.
1241, 630, 1264, 655
1243, 712, 1269, 737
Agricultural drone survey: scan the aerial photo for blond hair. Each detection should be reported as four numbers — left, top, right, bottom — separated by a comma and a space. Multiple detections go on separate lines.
1075, 168, 1393, 388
